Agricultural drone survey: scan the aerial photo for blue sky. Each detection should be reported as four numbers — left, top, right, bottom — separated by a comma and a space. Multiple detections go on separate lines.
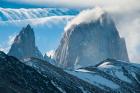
0, 0, 47, 8
0, 16, 72, 55
0, 0, 140, 62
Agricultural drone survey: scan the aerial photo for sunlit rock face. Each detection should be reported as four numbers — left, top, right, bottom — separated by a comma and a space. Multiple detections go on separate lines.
8, 24, 43, 60
54, 8, 129, 69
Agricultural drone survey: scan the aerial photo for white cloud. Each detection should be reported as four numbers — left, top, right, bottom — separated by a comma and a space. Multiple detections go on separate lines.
0, 33, 17, 53
7, 0, 140, 11
117, 17, 140, 63
46, 50, 55, 57
0, 47, 5, 51
65, 7, 104, 31
8, 33, 17, 46
0, 43, 8, 53
0, 47, 9, 53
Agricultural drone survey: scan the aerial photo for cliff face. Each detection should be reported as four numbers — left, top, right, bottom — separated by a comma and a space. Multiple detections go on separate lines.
54, 8, 129, 69
8, 24, 43, 60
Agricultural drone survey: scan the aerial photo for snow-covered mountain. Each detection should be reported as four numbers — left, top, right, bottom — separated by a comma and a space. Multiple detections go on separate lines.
1, 51, 139, 93
8, 24, 43, 60
67, 58, 140, 93
54, 8, 129, 69
0, 8, 79, 21
0, 51, 108, 93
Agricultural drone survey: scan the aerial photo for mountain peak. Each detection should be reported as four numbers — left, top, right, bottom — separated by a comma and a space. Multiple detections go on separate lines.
54, 8, 129, 69
8, 25, 43, 60
26, 24, 32, 30
20, 24, 33, 35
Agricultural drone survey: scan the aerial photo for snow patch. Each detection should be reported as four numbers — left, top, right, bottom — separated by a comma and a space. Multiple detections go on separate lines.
98, 62, 132, 83
76, 69, 91, 73
98, 62, 115, 68
67, 70, 120, 89
23, 58, 31, 62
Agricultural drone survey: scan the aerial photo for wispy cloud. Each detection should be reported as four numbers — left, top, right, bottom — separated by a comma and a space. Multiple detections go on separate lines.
0, 46, 9, 53
65, 7, 104, 31
0, 45, 5, 51
118, 17, 140, 63
8, 33, 17, 46
0, 33, 17, 53
0, 42, 9, 53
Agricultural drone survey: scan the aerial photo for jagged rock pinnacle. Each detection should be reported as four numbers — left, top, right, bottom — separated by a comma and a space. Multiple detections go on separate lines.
8, 24, 43, 60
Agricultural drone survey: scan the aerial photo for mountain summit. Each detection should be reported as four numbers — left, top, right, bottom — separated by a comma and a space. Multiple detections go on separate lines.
8, 24, 43, 60
54, 8, 129, 69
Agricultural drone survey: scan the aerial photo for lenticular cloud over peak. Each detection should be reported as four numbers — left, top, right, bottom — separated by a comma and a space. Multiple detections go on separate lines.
65, 7, 105, 31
